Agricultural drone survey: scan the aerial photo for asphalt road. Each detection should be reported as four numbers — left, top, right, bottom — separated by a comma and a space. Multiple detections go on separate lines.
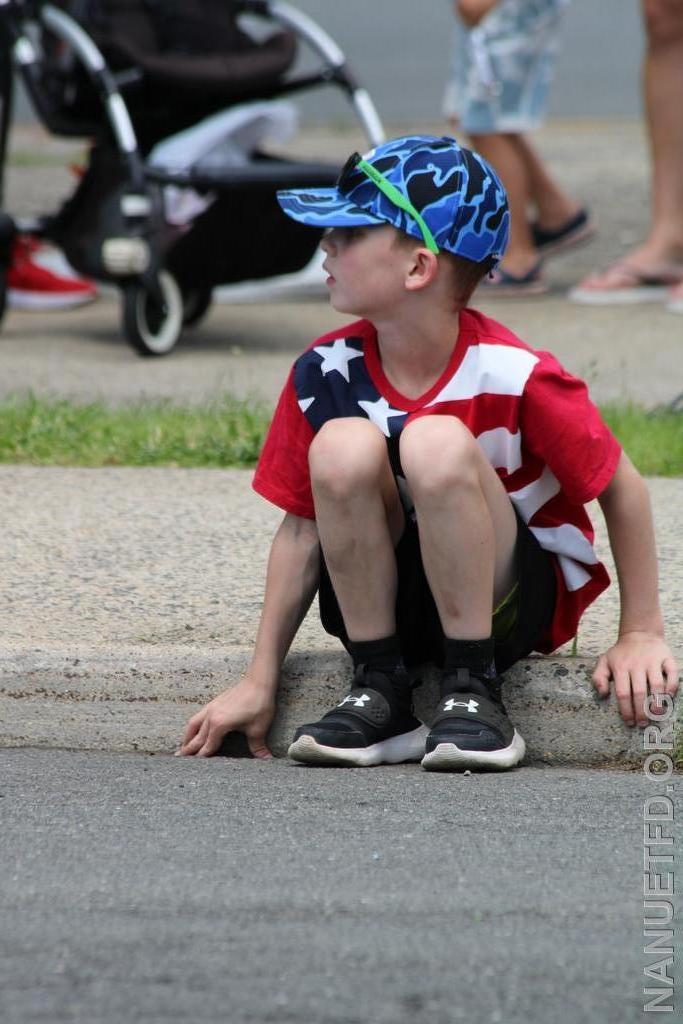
1, 750, 679, 1024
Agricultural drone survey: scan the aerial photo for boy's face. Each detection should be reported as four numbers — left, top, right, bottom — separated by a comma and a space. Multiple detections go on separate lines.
320, 225, 413, 318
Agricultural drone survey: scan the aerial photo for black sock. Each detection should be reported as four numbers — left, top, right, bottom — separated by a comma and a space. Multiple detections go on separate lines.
442, 637, 496, 684
347, 634, 404, 675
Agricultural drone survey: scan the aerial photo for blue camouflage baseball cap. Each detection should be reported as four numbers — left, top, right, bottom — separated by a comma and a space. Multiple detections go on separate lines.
277, 134, 510, 266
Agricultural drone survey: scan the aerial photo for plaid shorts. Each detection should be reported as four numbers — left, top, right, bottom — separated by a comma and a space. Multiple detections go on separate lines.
443, 0, 570, 133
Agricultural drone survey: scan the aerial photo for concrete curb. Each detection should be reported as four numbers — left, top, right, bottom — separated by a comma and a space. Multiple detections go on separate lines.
2, 644, 675, 766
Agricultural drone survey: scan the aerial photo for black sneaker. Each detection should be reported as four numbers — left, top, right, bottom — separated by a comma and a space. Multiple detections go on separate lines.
422, 667, 525, 771
288, 666, 428, 767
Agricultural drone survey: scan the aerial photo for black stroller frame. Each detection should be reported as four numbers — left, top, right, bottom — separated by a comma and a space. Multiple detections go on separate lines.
0, 0, 385, 355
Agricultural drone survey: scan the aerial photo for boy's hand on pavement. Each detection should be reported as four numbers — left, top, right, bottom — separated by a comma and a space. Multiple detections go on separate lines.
175, 677, 276, 759
592, 632, 679, 727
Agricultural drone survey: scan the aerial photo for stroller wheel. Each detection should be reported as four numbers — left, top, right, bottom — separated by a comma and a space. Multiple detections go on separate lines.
182, 287, 213, 327
123, 270, 183, 356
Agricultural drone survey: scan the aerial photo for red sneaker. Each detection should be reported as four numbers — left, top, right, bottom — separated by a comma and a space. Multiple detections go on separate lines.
7, 235, 97, 310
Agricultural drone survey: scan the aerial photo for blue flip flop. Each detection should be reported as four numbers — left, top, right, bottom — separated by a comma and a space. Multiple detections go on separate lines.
480, 259, 547, 297
532, 208, 595, 257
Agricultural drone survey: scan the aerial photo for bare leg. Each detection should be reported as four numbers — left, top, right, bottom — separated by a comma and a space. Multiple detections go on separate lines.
470, 132, 582, 274
308, 418, 404, 641
511, 135, 581, 230
398, 416, 518, 640
468, 132, 539, 276
632, 0, 683, 268
571, 0, 683, 297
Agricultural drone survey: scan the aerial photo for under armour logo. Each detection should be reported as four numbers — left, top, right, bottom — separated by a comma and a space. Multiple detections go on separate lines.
444, 698, 479, 714
339, 693, 371, 708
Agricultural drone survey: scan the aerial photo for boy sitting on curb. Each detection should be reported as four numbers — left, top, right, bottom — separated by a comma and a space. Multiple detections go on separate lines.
177, 135, 678, 770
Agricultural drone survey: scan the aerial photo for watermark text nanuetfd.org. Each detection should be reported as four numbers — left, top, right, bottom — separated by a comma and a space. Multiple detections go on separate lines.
643, 693, 677, 1013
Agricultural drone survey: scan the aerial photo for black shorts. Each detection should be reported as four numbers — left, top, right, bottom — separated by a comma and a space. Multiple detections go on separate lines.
318, 512, 557, 673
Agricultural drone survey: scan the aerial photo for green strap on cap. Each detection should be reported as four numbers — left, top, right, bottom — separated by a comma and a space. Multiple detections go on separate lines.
356, 158, 439, 254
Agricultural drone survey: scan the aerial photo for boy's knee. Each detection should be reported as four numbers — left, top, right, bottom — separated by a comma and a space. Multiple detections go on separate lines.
400, 416, 479, 495
309, 417, 388, 493
643, 0, 683, 47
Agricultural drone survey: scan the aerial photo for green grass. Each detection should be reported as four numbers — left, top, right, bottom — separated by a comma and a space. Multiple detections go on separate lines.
0, 394, 681, 474
2, 392, 680, 764
600, 403, 683, 477
0, 394, 270, 468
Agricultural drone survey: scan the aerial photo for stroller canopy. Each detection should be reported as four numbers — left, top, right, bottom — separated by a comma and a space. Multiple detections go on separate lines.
78, 0, 297, 100
39, 1, 299, 145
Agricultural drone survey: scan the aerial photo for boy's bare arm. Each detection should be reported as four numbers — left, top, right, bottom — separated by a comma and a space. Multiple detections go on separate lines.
176, 513, 320, 758
455, 0, 498, 28
593, 453, 678, 726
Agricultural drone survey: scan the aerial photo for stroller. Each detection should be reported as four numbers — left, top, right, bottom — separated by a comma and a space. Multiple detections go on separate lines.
0, 0, 385, 355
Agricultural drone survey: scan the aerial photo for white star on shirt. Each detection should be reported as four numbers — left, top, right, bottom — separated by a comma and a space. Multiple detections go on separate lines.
357, 396, 406, 437
298, 396, 315, 413
314, 338, 364, 382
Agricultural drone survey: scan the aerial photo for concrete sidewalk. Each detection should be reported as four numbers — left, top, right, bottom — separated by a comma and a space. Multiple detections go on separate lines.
1, 466, 680, 764
0, 119, 681, 765
2, 120, 683, 411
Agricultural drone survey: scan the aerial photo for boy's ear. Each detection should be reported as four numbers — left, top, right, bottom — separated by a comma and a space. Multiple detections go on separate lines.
404, 247, 439, 291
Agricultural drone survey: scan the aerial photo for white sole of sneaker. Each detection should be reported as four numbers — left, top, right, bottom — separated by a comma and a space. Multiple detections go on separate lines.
288, 724, 429, 767
421, 730, 526, 772
8, 289, 96, 310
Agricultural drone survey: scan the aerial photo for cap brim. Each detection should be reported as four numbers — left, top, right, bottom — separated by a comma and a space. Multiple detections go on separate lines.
277, 187, 385, 229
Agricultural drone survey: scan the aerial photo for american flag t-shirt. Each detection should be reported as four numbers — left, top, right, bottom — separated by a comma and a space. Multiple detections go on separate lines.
253, 309, 621, 653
